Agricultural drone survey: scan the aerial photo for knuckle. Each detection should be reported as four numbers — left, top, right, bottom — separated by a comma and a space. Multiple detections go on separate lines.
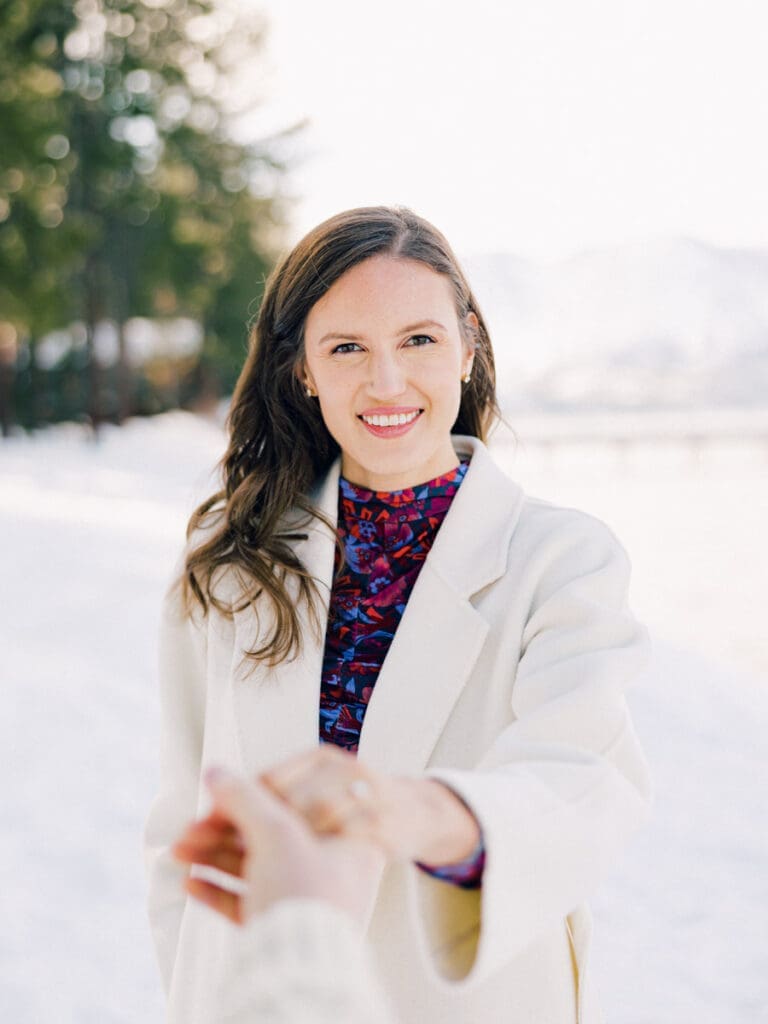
313, 796, 340, 823
312, 792, 333, 812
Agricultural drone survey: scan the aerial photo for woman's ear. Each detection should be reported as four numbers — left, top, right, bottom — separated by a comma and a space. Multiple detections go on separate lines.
296, 362, 317, 397
463, 312, 479, 374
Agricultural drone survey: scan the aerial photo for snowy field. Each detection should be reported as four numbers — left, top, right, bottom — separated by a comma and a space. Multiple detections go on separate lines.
2, 410, 767, 1023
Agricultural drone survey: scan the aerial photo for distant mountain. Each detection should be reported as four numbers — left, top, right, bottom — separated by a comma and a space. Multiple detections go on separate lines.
462, 238, 768, 410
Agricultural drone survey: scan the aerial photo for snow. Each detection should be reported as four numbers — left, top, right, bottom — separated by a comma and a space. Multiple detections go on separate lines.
2, 410, 766, 1022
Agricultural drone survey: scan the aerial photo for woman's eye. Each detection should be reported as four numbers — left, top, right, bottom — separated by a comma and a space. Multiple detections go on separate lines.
332, 342, 362, 354
406, 334, 435, 347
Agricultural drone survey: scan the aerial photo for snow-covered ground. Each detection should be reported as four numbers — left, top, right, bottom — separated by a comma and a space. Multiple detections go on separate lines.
2, 411, 766, 1023
494, 423, 768, 1024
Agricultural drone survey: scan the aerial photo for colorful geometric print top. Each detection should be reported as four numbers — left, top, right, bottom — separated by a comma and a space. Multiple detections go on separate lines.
318, 458, 485, 888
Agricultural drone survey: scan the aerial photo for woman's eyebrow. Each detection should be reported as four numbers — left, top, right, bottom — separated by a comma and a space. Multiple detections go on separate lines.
318, 331, 364, 346
399, 319, 448, 335
317, 319, 448, 346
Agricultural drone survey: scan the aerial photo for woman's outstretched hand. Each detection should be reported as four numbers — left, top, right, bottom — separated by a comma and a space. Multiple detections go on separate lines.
172, 746, 481, 903
172, 765, 384, 926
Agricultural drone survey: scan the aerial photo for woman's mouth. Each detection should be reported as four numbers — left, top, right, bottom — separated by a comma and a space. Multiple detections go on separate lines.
357, 408, 423, 438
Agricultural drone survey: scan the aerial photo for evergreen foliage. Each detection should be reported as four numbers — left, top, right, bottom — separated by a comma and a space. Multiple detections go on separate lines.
0, 0, 295, 432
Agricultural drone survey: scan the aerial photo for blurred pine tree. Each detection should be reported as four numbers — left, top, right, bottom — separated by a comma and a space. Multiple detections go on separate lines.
0, 0, 298, 432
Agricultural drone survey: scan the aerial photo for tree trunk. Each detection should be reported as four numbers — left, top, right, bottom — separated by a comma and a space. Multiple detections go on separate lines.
84, 257, 101, 437
0, 357, 14, 437
0, 325, 20, 436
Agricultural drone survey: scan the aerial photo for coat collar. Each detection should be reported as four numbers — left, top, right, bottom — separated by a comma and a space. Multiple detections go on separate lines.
299, 434, 524, 595
231, 435, 524, 777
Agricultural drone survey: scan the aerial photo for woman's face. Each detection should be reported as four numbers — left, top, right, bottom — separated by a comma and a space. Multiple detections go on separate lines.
302, 255, 475, 491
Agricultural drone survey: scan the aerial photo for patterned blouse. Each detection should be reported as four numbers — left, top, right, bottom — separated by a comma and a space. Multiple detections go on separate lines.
319, 459, 485, 889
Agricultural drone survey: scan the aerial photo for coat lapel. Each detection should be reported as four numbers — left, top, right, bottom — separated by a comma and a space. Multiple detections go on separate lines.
355, 560, 490, 772
357, 436, 524, 772
231, 436, 524, 778
231, 459, 340, 778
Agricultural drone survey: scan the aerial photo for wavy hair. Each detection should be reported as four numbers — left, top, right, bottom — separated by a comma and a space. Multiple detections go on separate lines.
179, 206, 501, 668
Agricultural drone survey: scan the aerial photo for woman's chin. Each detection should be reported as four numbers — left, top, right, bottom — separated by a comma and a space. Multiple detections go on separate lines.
341, 445, 458, 492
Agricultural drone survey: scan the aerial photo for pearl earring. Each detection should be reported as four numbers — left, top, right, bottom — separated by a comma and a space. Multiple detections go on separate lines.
462, 371, 472, 383
305, 383, 315, 397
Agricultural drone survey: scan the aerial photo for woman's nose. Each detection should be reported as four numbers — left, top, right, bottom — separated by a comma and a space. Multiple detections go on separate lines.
368, 352, 406, 400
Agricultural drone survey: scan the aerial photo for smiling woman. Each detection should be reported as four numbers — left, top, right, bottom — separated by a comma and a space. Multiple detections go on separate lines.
144, 206, 651, 1024
173, 206, 499, 668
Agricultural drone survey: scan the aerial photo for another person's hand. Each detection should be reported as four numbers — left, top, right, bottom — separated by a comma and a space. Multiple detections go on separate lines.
173, 765, 384, 927
174, 746, 480, 889
260, 745, 480, 864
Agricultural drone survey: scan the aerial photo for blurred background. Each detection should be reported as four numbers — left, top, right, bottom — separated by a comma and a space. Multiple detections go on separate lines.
2, 1, 767, 1021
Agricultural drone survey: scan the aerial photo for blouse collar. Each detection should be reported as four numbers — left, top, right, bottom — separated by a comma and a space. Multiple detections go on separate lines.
339, 460, 469, 522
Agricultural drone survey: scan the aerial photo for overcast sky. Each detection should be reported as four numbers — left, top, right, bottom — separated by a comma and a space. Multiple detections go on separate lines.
241, 0, 768, 262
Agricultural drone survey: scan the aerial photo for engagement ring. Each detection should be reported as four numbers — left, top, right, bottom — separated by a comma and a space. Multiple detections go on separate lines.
348, 779, 372, 801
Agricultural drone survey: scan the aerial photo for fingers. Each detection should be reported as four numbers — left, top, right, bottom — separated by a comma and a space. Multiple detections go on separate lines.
194, 806, 241, 833
264, 780, 355, 833
187, 755, 390, 864
172, 838, 245, 876
180, 817, 244, 849
184, 876, 242, 924
259, 747, 378, 834
260, 745, 352, 799
172, 812, 246, 875
206, 765, 309, 839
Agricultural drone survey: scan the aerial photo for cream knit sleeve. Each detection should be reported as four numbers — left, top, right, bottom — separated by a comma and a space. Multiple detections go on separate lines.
214, 900, 396, 1024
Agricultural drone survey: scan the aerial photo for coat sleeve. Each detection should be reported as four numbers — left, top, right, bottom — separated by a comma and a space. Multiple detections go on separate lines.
143, 566, 209, 993
406, 510, 652, 987
215, 900, 396, 1024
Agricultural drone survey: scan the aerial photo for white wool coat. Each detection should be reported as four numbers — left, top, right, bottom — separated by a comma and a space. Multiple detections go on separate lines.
144, 434, 651, 1024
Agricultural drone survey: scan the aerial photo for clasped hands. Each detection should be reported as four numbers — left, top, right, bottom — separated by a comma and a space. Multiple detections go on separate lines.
172, 744, 481, 925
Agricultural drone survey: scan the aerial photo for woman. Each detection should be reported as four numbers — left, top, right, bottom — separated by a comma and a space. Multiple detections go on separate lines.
144, 206, 651, 1024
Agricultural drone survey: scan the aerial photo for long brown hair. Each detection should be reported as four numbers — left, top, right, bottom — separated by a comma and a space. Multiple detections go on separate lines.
180, 206, 501, 668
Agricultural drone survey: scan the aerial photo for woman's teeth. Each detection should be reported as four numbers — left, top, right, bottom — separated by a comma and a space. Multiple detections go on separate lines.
361, 411, 420, 427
